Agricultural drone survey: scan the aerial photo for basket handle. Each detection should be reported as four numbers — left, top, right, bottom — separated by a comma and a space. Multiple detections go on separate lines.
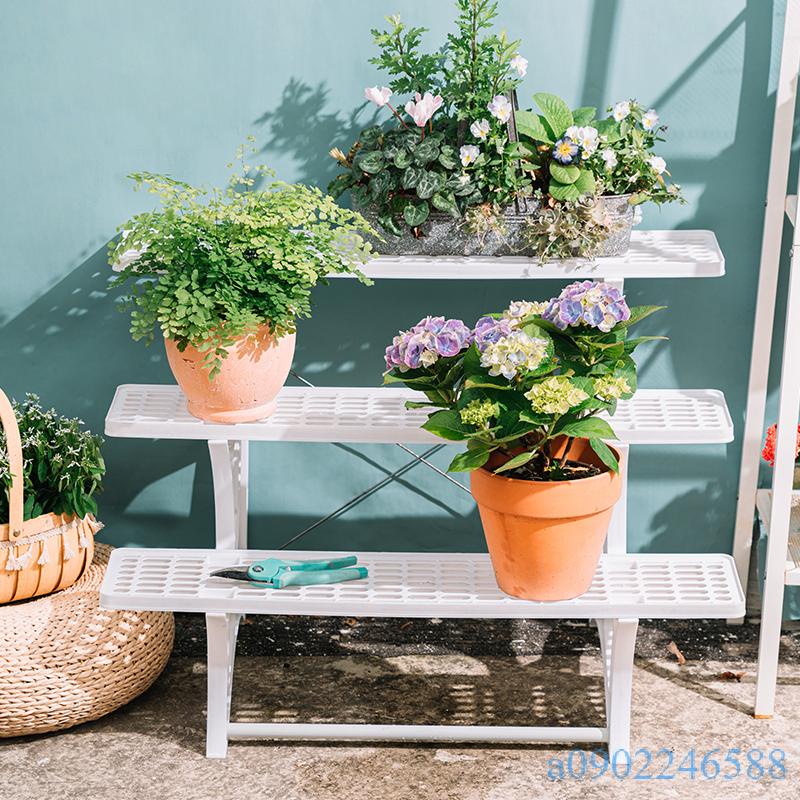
0, 389, 24, 541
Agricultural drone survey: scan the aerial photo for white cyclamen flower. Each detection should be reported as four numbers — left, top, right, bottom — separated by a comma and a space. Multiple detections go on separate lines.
612, 100, 631, 122
648, 155, 667, 174
510, 54, 528, 77
487, 94, 513, 123
364, 86, 392, 107
460, 145, 480, 166
641, 108, 659, 130
600, 148, 618, 170
470, 118, 490, 140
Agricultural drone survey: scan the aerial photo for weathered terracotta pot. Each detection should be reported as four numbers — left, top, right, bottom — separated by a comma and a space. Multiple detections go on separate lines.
470, 437, 622, 601
164, 325, 295, 423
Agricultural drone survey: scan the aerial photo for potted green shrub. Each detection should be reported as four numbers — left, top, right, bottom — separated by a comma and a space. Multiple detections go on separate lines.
0, 392, 104, 603
516, 95, 684, 259
328, 0, 537, 256
110, 143, 374, 423
383, 282, 664, 600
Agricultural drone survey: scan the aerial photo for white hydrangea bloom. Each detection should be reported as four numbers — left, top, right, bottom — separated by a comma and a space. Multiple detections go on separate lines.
479, 331, 548, 380
525, 376, 589, 415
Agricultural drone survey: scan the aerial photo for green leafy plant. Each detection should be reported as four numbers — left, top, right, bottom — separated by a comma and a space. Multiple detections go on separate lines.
383, 284, 664, 479
0, 395, 105, 522
515, 93, 597, 201
586, 100, 684, 205
329, 0, 533, 237
110, 141, 375, 376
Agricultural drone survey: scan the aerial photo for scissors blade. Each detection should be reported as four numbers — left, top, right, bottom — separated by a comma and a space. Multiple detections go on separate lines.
209, 566, 255, 582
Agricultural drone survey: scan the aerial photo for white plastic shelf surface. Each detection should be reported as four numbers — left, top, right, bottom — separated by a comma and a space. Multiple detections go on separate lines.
105, 385, 733, 445
101, 548, 745, 620
329, 230, 725, 280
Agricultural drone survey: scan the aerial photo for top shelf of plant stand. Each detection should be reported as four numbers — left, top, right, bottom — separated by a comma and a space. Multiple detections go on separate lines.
328, 230, 724, 280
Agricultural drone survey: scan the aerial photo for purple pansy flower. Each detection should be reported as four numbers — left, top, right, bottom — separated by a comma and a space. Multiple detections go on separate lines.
542, 280, 631, 333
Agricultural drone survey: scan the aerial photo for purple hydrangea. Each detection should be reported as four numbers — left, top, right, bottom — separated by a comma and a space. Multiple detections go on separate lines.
473, 316, 514, 352
542, 280, 631, 333
385, 316, 473, 371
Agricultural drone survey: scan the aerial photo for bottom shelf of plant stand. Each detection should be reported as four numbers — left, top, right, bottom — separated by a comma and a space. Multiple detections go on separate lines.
100, 547, 744, 758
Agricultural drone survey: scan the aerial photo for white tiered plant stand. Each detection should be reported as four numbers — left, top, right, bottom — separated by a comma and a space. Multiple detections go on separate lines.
101, 234, 743, 758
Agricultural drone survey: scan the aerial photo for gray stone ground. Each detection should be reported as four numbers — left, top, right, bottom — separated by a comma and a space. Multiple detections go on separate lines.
2, 617, 799, 800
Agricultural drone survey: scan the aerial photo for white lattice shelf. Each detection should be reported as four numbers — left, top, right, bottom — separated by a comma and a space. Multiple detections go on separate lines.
328, 230, 725, 280
756, 490, 800, 586
105, 385, 733, 445
101, 548, 745, 619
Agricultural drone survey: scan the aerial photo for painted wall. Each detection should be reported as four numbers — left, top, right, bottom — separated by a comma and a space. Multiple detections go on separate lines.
0, 1, 791, 561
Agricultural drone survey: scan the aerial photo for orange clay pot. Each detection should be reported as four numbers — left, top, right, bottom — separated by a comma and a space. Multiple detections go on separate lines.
470, 437, 623, 601
164, 325, 295, 423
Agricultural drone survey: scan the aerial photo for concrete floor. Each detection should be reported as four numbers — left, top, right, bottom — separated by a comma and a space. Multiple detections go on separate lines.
2, 621, 799, 800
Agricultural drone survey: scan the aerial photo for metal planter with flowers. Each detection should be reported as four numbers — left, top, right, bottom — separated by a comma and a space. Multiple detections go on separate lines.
383, 281, 665, 600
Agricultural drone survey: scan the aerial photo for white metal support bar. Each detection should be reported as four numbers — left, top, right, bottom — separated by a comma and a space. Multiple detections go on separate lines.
605, 618, 639, 754
732, 0, 800, 605
206, 612, 241, 758
208, 440, 248, 550
754, 205, 800, 717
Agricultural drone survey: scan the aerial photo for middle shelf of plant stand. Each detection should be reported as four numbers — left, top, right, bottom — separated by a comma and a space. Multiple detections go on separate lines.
105, 385, 733, 446
327, 230, 724, 280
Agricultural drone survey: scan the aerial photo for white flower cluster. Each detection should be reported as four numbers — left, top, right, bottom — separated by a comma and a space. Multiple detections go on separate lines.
525, 376, 589, 415
565, 125, 599, 156
502, 300, 548, 324
479, 330, 549, 379
593, 375, 632, 402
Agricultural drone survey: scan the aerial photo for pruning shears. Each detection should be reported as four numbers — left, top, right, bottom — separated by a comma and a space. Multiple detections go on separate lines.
210, 555, 368, 589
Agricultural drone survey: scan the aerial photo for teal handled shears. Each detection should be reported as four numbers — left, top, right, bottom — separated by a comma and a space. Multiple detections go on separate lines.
210, 555, 368, 589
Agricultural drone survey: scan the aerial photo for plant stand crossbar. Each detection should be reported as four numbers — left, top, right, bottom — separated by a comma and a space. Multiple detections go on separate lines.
100, 548, 743, 758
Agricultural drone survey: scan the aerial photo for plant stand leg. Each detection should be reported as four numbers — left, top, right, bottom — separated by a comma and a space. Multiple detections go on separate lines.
208, 440, 249, 550
604, 617, 638, 755
206, 612, 241, 758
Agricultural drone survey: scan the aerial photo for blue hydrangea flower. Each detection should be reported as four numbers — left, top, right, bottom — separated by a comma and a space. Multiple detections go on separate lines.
385, 316, 473, 371
473, 316, 515, 352
542, 280, 631, 333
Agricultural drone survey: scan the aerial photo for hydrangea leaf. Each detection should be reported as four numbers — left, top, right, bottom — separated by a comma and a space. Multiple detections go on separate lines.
493, 450, 536, 473
448, 446, 493, 472
421, 409, 471, 441
588, 437, 619, 473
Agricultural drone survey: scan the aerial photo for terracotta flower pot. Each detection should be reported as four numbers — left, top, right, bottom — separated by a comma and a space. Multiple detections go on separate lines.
470, 437, 623, 601
164, 325, 295, 423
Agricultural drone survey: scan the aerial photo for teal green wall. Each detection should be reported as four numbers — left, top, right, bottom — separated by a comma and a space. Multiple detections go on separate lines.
0, 1, 791, 560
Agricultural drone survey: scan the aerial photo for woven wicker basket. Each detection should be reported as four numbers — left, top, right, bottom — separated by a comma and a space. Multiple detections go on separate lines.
0, 388, 101, 603
0, 543, 174, 737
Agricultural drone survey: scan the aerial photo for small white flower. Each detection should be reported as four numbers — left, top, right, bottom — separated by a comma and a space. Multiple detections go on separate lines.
577, 126, 599, 156
565, 125, 580, 141
364, 86, 392, 108
612, 100, 631, 122
470, 118, 490, 140
457, 174, 471, 186
510, 54, 528, 77
460, 144, 480, 166
600, 148, 618, 170
648, 155, 667, 174
642, 109, 659, 130
487, 94, 513, 123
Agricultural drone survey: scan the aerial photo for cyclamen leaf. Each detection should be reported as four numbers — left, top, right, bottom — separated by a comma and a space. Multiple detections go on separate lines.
355, 151, 385, 174
415, 171, 444, 200
402, 166, 425, 189
403, 200, 430, 227
431, 191, 460, 218
413, 138, 440, 165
